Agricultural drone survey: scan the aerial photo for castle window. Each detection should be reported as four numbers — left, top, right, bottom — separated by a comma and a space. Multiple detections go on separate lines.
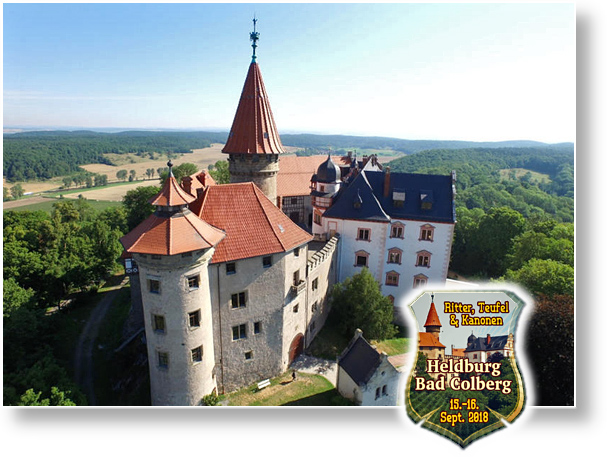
245, 351, 253, 360
387, 295, 395, 304
158, 351, 169, 369
254, 321, 262, 334
357, 228, 371, 241
314, 211, 322, 225
390, 223, 404, 239
181, 252, 192, 258
293, 304, 299, 313
151, 254, 161, 260
420, 224, 435, 241
416, 250, 432, 267
263, 256, 272, 268
294, 248, 300, 257
385, 271, 399, 286
232, 324, 246, 341
293, 270, 301, 285
355, 250, 369, 267
375, 387, 381, 400
382, 385, 388, 396
226, 262, 236, 275
187, 275, 200, 290
312, 301, 318, 313
191, 346, 203, 363
149, 279, 161, 294
312, 278, 318, 291
291, 197, 298, 205
413, 274, 428, 288
231, 292, 246, 309
189, 310, 201, 328
152, 314, 165, 333
387, 248, 402, 264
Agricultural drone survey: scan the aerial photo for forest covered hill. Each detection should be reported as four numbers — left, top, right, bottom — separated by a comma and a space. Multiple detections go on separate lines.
3, 129, 573, 182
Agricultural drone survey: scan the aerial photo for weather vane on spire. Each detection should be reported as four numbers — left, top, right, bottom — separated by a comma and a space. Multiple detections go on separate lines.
250, 16, 260, 62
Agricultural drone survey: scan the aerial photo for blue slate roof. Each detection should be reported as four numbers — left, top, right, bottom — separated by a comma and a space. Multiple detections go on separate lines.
464, 334, 510, 353
339, 336, 381, 385
323, 170, 455, 224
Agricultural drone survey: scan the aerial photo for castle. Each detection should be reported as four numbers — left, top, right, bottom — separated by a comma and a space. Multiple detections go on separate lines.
120, 22, 455, 405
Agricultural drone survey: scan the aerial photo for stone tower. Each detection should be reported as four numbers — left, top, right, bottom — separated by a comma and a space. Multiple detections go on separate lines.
424, 294, 442, 340
120, 163, 226, 406
222, 19, 285, 205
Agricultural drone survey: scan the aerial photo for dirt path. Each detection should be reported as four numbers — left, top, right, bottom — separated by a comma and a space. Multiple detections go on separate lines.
3, 196, 50, 209
73, 277, 129, 406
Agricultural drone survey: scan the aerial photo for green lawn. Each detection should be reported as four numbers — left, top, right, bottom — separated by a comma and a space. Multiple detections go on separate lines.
371, 337, 411, 356
221, 371, 352, 406
5, 198, 122, 213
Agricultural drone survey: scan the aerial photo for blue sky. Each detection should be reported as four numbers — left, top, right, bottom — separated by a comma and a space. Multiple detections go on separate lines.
3, 3, 575, 143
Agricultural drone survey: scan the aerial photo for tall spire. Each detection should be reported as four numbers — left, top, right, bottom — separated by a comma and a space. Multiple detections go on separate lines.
250, 16, 259, 62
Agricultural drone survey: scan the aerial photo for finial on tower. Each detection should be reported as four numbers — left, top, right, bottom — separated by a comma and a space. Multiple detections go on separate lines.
167, 160, 174, 177
250, 16, 260, 62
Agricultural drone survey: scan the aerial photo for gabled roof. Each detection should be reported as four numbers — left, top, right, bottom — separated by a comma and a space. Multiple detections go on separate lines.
424, 301, 442, 328
322, 171, 390, 223
418, 332, 446, 349
339, 335, 382, 385
195, 182, 312, 263
222, 62, 286, 155
464, 334, 510, 353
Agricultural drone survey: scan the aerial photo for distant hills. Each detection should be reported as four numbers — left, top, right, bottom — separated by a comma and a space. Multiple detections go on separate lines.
3, 129, 573, 183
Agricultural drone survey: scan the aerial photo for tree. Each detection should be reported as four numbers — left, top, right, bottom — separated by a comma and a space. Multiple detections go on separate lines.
62, 177, 72, 189
116, 169, 128, 181
524, 294, 574, 405
129, 170, 136, 182
159, 162, 199, 185
122, 185, 160, 230
10, 184, 25, 200
329, 267, 396, 340
209, 160, 230, 184
17, 387, 77, 406
4, 187, 11, 201
504, 258, 573, 297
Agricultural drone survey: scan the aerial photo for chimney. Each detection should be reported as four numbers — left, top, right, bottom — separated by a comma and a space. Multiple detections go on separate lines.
384, 166, 391, 198
486, 334, 491, 345
182, 176, 193, 196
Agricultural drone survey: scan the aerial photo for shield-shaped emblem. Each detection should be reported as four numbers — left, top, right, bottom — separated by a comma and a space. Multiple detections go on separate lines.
405, 289, 526, 448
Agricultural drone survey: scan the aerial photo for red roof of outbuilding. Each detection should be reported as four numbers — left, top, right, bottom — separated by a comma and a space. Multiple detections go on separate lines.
424, 301, 442, 328
195, 182, 312, 263
222, 62, 286, 155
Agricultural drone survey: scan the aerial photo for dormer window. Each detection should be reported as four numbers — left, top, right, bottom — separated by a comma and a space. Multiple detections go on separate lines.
392, 189, 406, 208
420, 190, 434, 210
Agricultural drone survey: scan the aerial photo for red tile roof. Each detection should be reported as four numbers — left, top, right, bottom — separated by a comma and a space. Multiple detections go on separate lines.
120, 174, 225, 255
222, 62, 286, 155
419, 332, 446, 349
277, 155, 326, 197
195, 182, 312, 263
149, 175, 196, 206
424, 301, 442, 328
452, 348, 466, 357
120, 210, 226, 256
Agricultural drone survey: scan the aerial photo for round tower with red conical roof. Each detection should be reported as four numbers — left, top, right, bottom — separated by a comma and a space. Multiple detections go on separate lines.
222, 18, 285, 205
424, 293, 442, 340
120, 161, 226, 405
